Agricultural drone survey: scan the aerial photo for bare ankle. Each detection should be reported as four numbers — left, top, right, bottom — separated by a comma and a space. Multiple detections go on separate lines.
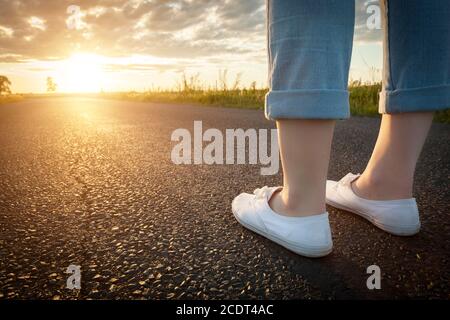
269, 189, 326, 217
353, 173, 413, 200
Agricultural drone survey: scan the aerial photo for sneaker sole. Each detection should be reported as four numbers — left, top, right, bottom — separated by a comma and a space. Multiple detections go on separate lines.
326, 198, 420, 236
231, 206, 332, 258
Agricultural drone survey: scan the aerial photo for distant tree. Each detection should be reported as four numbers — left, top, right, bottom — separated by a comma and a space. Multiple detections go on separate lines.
0, 75, 12, 95
46, 77, 57, 93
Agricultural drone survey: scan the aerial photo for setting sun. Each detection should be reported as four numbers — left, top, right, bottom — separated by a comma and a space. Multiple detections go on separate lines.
58, 53, 106, 93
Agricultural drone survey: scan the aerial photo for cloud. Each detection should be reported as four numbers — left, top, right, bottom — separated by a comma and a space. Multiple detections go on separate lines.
0, 0, 265, 63
28, 16, 47, 31
0, 0, 381, 64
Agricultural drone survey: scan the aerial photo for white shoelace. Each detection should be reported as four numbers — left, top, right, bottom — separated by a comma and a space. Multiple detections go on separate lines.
253, 186, 271, 200
338, 173, 360, 188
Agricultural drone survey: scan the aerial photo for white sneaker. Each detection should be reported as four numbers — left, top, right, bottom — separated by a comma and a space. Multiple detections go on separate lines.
326, 173, 420, 236
232, 186, 333, 258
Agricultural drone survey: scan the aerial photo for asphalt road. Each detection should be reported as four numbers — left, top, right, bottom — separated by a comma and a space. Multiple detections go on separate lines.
0, 97, 449, 300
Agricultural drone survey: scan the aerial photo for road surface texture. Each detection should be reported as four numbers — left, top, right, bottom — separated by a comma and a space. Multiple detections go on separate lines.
0, 97, 449, 300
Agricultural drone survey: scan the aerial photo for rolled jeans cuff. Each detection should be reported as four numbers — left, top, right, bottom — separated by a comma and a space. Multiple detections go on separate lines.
379, 85, 450, 114
265, 89, 351, 120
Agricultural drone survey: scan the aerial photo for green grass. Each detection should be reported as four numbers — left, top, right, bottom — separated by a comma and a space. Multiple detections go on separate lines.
2, 84, 449, 123
101, 88, 267, 110
348, 83, 381, 117
434, 108, 450, 123
100, 83, 449, 123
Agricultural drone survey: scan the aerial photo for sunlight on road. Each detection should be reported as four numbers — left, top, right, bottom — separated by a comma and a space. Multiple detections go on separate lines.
80, 111, 93, 122
59, 98, 127, 135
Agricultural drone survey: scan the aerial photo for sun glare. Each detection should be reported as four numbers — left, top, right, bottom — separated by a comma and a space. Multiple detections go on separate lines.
59, 53, 106, 93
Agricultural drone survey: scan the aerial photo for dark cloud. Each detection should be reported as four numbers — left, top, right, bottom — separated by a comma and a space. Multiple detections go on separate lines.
0, 0, 380, 63
0, 0, 266, 62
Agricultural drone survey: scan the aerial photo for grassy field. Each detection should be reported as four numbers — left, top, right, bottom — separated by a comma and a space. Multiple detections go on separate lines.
100, 82, 449, 123
1, 84, 449, 123
101, 84, 380, 113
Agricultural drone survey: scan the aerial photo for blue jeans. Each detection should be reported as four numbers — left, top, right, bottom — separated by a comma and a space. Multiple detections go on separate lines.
265, 0, 450, 120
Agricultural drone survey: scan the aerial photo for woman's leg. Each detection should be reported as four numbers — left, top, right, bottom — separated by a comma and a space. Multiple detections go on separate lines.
266, 0, 355, 217
269, 119, 335, 216
354, 0, 450, 200
353, 112, 433, 200
232, 0, 354, 256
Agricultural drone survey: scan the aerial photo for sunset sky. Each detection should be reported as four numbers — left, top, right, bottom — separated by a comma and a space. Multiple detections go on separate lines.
0, 0, 383, 93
